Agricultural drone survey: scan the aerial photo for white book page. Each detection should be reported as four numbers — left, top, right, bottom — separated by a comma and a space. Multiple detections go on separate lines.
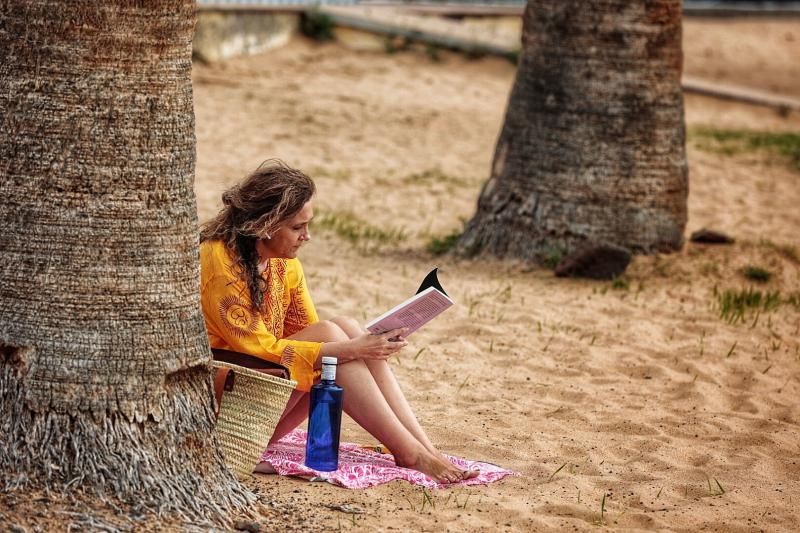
365, 287, 453, 337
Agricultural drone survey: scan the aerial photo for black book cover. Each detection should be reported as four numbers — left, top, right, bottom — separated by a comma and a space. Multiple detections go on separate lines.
416, 267, 448, 297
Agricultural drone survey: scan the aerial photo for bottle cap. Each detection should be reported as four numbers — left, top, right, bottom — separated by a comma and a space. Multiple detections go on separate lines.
320, 356, 337, 381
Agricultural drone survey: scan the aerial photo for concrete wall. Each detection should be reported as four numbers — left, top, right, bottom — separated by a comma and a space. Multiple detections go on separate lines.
194, 10, 300, 63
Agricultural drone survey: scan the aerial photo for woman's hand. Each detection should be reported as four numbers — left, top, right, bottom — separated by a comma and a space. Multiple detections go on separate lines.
341, 328, 408, 361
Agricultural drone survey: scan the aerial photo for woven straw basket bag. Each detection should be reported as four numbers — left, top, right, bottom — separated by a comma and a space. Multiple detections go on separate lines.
212, 360, 297, 477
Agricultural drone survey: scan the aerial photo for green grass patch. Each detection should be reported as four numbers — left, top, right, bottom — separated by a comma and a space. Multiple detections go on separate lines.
315, 210, 407, 251
689, 127, 800, 170
401, 168, 471, 187
505, 48, 520, 65
424, 44, 442, 63
701, 261, 721, 277
427, 228, 462, 256
715, 286, 782, 324
300, 10, 335, 42
786, 292, 800, 311
539, 244, 564, 270
741, 265, 772, 283
611, 276, 630, 290
426, 217, 468, 256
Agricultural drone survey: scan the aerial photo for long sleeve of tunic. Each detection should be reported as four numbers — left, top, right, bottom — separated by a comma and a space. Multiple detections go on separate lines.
200, 240, 321, 391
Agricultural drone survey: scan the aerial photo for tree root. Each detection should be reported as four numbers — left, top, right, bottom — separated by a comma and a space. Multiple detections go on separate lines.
0, 359, 255, 526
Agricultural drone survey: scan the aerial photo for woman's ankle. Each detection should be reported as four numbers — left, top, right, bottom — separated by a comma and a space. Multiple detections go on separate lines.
392, 443, 427, 468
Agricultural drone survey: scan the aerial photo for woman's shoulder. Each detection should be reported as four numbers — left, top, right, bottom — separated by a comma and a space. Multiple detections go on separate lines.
284, 257, 307, 287
200, 240, 237, 281
199, 239, 227, 265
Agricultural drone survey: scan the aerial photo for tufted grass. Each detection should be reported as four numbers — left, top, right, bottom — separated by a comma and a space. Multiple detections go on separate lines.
315, 210, 407, 252
741, 265, 772, 283
689, 127, 800, 170
714, 286, 782, 324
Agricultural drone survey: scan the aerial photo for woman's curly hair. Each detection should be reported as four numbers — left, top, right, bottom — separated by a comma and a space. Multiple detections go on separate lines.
200, 160, 315, 313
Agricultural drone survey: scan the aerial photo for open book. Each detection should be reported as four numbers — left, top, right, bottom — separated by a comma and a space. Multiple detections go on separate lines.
365, 268, 454, 337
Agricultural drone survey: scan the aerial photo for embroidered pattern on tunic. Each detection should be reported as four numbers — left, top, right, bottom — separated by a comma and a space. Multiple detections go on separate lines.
261, 259, 287, 339
202, 241, 321, 392
281, 345, 297, 369
218, 295, 260, 338
284, 277, 312, 337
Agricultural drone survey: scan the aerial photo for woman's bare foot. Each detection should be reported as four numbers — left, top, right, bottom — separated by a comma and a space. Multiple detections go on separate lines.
397, 450, 458, 483
435, 455, 480, 482
420, 443, 481, 481
253, 461, 276, 475
398, 449, 478, 484
461, 468, 480, 480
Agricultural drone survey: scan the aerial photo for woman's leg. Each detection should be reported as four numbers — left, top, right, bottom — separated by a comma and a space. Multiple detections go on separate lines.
257, 321, 346, 473
255, 389, 310, 474
335, 359, 463, 483
329, 317, 440, 454
268, 389, 310, 445
266, 320, 349, 445
330, 317, 478, 479
271, 319, 463, 483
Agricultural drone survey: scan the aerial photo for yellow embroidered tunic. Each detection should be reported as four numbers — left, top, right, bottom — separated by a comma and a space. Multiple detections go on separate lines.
200, 240, 321, 391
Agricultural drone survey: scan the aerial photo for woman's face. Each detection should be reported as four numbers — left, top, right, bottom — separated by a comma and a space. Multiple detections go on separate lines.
260, 200, 313, 259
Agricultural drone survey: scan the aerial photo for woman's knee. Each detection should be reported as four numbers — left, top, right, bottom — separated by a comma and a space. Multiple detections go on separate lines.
336, 357, 367, 372
329, 316, 362, 337
286, 320, 348, 342
314, 319, 350, 342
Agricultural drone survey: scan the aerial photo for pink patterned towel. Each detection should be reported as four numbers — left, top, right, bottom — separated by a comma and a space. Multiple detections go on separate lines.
260, 429, 516, 489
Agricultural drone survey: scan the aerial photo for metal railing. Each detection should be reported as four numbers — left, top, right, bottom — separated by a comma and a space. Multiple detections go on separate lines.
196, 0, 800, 15
198, 0, 358, 5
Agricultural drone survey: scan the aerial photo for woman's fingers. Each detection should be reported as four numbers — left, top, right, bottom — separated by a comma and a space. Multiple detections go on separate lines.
384, 338, 407, 352
352, 331, 407, 360
373, 337, 406, 358
384, 328, 408, 342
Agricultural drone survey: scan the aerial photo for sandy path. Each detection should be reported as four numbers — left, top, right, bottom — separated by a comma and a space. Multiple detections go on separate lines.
192, 17, 800, 532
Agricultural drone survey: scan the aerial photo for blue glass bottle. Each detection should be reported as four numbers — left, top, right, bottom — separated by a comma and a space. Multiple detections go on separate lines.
304, 357, 343, 471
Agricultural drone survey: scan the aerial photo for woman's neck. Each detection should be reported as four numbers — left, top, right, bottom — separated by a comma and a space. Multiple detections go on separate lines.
255, 239, 271, 273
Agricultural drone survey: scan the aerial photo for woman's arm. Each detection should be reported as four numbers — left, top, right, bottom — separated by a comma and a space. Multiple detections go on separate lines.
202, 273, 322, 391
285, 260, 407, 364
320, 327, 408, 362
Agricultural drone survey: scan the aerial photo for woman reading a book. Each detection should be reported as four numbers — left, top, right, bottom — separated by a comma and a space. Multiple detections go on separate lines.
199, 160, 476, 483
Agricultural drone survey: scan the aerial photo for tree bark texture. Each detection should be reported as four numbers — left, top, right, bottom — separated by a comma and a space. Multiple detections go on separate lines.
0, 0, 250, 522
459, 0, 688, 261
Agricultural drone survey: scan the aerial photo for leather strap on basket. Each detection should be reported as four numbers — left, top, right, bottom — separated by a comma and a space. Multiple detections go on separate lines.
211, 348, 290, 380
213, 367, 235, 419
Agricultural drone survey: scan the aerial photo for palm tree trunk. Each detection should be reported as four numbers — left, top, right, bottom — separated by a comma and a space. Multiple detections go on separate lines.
459, 0, 688, 261
0, 0, 250, 522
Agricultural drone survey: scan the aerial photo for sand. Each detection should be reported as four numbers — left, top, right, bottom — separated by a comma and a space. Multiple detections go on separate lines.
188, 16, 800, 532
